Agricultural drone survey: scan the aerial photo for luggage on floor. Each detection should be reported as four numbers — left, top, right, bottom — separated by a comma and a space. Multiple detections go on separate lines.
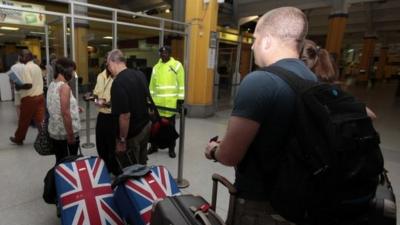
150, 173, 238, 225
150, 194, 225, 225
54, 156, 123, 225
368, 170, 396, 225
112, 165, 181, 225
211, 174, 237, 225
43, 155, 81, 204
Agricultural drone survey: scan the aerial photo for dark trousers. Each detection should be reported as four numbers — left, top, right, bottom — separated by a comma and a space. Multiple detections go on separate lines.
233, 198, 294, 225
96, 112, 120, 175
118, 121, 151, 169
52, 136, 80, 164
14, 94, 45, 142
151, 115, 176, 151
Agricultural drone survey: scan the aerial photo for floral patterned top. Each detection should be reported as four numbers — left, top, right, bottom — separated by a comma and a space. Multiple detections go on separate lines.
46, 81, 80, 140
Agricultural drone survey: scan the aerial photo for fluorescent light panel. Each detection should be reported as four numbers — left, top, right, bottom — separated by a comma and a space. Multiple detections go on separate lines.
1, 26, 19, 31
103, 36, 113, 39
30, 31, 45, 35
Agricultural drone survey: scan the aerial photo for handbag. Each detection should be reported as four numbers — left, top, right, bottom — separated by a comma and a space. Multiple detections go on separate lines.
43, 154, 82, 204
368, 169, 397, 225
34, 119, 54, 155
150, 118, 179, 149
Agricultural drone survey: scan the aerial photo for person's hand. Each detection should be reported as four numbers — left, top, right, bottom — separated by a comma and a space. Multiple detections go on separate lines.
205, 141, 219, 160
116, 141, 127, 155
67, 135, 75, 145
366, 107, 377, 119
95, 98, 106, 107
79, 106, 84, 113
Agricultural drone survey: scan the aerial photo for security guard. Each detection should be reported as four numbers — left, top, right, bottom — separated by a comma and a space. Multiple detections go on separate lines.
148, 46, 185, 158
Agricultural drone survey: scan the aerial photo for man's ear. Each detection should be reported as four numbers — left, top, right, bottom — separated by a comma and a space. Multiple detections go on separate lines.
262, 34, 271, 51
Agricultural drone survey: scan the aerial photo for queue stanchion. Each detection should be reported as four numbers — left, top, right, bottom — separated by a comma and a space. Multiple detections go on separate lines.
154, 104, 189, 188
396, 77, 400, 97
176, 103, 189, 188
82, 96, 95, 149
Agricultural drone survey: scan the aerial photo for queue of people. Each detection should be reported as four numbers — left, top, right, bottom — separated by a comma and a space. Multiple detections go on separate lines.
7, 6, 383, 225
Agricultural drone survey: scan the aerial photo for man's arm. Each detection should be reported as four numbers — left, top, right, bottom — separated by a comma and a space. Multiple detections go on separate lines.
15, 83, 32, 90
205, 116, 260, 166
149, 67, 157, 98
17, 64, 33, 90
93, 70, 105, 97
116, 112, 130, 154
177, 62, 185, 100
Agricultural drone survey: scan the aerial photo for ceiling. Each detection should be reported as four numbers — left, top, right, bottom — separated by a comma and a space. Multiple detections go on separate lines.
0, 0, 399, 53
225, 0, 400, 50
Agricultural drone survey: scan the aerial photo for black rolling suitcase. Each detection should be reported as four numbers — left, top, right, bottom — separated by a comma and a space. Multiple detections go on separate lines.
150, 173, 238, 225
150, 194, 225, 225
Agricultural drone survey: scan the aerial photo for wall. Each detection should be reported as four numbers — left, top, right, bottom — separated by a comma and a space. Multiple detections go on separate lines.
121, 48, 159, 67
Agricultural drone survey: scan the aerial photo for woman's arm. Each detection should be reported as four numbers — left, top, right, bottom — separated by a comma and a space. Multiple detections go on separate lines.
59, 83, 75, 144
366, 106, 377, 119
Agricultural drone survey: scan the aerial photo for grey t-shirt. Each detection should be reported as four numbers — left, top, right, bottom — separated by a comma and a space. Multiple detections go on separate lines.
231, 58, 317, 200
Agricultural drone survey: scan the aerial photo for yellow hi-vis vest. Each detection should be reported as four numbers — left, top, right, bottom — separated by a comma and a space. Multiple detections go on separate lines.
150, 57, 185, 117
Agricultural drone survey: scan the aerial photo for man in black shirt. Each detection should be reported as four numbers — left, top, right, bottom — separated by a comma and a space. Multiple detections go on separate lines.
204, 7, 316, 225
108, 49, 151, 165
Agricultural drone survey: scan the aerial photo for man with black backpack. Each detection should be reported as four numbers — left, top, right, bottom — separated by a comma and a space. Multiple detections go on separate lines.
205, 6, 386, 225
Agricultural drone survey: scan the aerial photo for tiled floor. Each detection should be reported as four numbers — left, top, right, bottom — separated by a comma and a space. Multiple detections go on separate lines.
0, 80, 399, 225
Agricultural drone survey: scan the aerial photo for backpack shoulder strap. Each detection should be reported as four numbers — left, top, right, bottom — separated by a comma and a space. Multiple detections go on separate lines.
259, 65, 316, 93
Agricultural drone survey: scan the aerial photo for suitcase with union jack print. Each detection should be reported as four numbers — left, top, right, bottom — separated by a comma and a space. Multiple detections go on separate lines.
54, 156, 124, 225
113, 165, 181, 225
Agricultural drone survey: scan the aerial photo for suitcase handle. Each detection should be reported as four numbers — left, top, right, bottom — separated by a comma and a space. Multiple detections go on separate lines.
190, 206, 225, 225
211, 173, 237, 225
190, 206, 212, 225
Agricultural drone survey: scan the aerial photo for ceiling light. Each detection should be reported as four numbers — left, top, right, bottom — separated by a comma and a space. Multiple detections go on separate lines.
103, 36, 113, 39
165, 8, 170, 13
30, 31, 45, 35
1, 26, 19, 31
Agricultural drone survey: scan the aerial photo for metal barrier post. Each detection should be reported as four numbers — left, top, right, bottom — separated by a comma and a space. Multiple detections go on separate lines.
176, 104, 189, 188
82, 100, 95, 148
396, 78, 400, 97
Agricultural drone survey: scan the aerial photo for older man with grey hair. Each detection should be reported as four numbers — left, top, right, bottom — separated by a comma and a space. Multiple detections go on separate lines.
108, 49, 151, 167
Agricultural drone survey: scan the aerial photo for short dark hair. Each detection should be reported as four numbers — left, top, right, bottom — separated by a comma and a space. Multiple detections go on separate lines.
159, 46, 171, 53
54, 57, 76, 81
19, 49, 33, 63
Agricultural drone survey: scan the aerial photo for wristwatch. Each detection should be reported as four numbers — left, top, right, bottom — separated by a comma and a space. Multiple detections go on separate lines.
210, 147, 218, 162
117, 137, 126, 144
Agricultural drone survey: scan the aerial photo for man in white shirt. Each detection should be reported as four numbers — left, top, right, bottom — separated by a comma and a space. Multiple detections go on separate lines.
10, 49, 45, 145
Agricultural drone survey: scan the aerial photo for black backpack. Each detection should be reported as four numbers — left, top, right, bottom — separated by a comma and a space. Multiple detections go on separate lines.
261, 66, 384, 225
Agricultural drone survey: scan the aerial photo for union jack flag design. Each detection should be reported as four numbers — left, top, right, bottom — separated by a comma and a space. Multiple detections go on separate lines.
114, 165, 181, 225
55, 156, 124, 225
